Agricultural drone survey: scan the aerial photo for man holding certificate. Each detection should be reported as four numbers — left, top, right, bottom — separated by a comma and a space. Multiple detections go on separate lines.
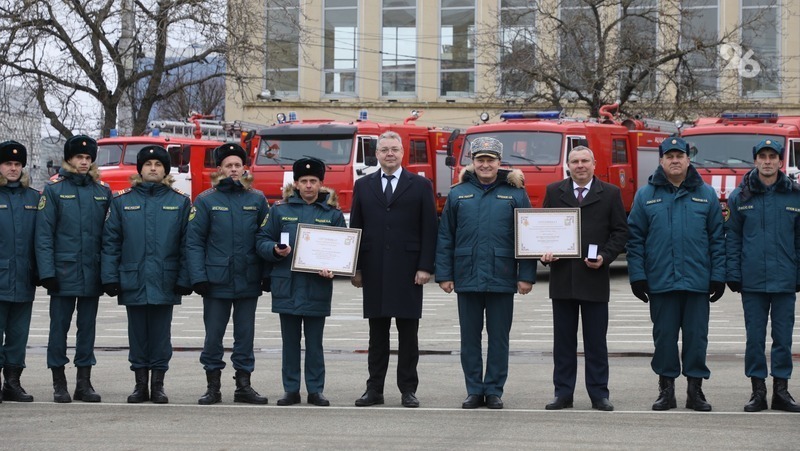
256, 157, 345, 407
540, 146, 628, 412
350, 131, 438, 408
627, 137, 725, 412
436, 136, 536, 410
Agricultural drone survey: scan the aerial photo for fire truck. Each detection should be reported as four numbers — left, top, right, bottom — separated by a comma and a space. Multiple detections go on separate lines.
679, 112, 800, 216
447, 104, 677, 212
95, 114, 239, 199
245, 110, 457, 215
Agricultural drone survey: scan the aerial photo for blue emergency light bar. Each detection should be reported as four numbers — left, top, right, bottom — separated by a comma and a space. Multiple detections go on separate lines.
720, 112, 778, 120
500, 111, 563, 120
110, 128, 118, 137
358, 109, 368, 121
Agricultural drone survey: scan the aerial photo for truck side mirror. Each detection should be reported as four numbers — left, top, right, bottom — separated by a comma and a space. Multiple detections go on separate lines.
445, 156, 456, 167
178, 164, 190, 174
446, 129, 461, 157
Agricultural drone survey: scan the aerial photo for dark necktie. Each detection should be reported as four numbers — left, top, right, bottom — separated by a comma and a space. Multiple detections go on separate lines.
577, 187, 586, 204
383, 174, 395, 201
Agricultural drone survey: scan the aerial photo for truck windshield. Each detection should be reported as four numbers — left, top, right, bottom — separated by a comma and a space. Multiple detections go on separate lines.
256, 135, 354, 165
97, 144, 144, 166
460, 131, 562, 166
684, 134, 785, 168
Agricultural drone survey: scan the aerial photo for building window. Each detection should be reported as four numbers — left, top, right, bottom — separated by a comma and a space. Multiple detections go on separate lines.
440, 0, 475, 97
499, 0, 536, 97
618, 0, 658, 99
382, 0, 417, 97
324, 0, 358, 95
559, 0, 595, 97
266, 0, 301, 97
741, 0, 779, 97
678, 0, 719, 99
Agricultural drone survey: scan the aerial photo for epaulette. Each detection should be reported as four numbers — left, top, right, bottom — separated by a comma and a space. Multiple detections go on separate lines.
172, 186, 190, 198
98, 181, 110, 188
47, 176, 65, 185
196, 188, 217, 199
272, 199, 284, 206
114, 188, 132, 198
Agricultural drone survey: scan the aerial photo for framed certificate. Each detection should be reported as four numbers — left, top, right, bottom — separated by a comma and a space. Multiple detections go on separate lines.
290, 224, 362, 277
515, 208, 581, 258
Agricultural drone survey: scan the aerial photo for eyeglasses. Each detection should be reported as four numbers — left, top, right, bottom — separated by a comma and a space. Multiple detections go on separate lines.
377, 147, 402, 154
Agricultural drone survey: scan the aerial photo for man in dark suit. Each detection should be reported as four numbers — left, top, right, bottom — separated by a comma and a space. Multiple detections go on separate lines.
540, 146, 628, 411
350, 131, 438, 408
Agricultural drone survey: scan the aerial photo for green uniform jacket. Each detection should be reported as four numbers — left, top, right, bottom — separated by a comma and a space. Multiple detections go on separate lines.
0, 173, 40, 302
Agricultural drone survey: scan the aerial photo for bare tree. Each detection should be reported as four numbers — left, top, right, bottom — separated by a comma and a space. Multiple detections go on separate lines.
148, 69, 226, 121
0, 0, 266, 138
479, 0, 794, 119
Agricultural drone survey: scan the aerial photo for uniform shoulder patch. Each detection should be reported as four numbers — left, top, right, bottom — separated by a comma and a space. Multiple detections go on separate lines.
47, 177, 64, 185
114, 188, 132, 198
196, 188, 216, 199
273, 200, 284, 206
172, 187, 189, 197
98, 181, 110, 188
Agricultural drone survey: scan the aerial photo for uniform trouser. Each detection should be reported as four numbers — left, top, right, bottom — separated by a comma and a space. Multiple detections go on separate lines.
0, 301, 33, 368
742, 292, 796, 379
366, 317, 419, 394
279, 314, 326, 394
126, 304, 174, 371
649, 291, 710, 379
551, 298, 609, 400
457, 292, 514, 397
47, 296, 99, 368
200, 297, 257, 373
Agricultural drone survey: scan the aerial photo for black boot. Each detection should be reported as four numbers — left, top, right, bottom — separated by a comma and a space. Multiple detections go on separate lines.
73, 366, 101, 402
150, 369, 168, 404
744, 377, 767, 412
51, 366, 71, 403
651, 375, 676, 410
198, 369, 222, 405
0, 368, 3, 403
127, 368, 149, 403
771, 378, 800, 412
233, 369, 268, 404
685, 377, 712, 411
2, 366, 34, 402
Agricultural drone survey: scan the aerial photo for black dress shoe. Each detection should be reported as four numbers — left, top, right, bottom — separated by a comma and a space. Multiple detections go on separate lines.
354, 390, 384, 407
277, 391, 301, 406
545, 396, 574, 410
486, 394, 504, 409
462, 394, 485, 409
401, 392, 419, 408
307, 392, 330, 406
591, 398, 614, 411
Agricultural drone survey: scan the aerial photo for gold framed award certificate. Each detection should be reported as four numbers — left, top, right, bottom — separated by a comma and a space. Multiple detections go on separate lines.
290, 224, 362, 277
515, 208, 581, 258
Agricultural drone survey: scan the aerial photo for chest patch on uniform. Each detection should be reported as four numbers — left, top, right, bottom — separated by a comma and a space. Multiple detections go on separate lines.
124, 205, 141, 211
59, 194, 76, 199
94, 196, 107, 201
315, 218, 331, 224
24, 205, 37, 210
737, 205, 754, 211
242, 206, 258, 211
691, 197, 708, 203
496, 195, 513, 200
281, 216, 298, 222
458, 194, 474, 199
162, 206, 179, 211
646, 198, 662, 205
0, 204, 7, 209
38, 196, 46, 210
786, 206, 800, 213
211, 206, 229, 211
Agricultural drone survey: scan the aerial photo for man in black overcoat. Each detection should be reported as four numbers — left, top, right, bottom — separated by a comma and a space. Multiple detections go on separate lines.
350, 131, 438, 408
540, 146, 628, 411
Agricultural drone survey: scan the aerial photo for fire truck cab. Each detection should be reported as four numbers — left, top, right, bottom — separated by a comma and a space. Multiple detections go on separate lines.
448, 106, 676, 212
247, 110, 454, 215
680, 112, 800, 214
95, 116, 237, 199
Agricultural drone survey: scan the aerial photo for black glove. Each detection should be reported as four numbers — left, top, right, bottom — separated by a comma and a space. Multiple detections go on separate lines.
709, 280, 725, 303
174, 285, 193, 296
261, 278, 271, 293
40, 277, 60, 292
193, 282, 210, 297
796, 285, 800, 293
631, 280, 649, 303
727, 281, 742, 293
103, 283, 121, 297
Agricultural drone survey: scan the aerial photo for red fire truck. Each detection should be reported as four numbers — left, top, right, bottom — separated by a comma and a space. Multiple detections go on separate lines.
95, 114, 239, 199
245, 110, 457, 216
447, 104, 677, 212
679, 112, 800, 216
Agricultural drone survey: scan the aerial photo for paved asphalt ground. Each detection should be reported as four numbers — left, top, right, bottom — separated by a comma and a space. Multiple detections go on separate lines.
2, 262, 799, 450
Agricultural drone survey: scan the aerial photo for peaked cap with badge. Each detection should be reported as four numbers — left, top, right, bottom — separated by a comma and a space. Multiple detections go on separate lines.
752, 138, 784, 160
658, 136, 690, 157
470, 136, 503, 160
